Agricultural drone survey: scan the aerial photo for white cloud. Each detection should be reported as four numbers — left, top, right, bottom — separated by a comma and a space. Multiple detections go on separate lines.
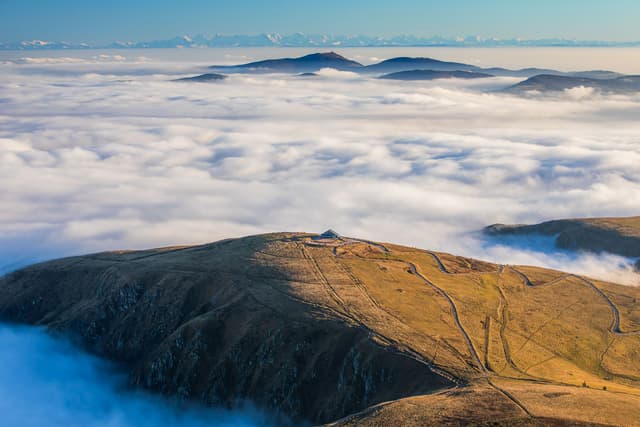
564, 85, 595, 99
0, 324, 270, 427
314, 67, 361, 79
1, 56, 639, 284
13, 57, 86, 64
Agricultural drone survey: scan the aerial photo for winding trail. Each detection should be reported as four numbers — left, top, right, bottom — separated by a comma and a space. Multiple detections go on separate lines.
408, 262, 486, 373
511, 267, 640, 336
574, 275, 640, 336
316, 237, 495, 374
305, 236, 390, 254
425, 250, 502, 276
297, 234, 640, 389
426, 251, 450, 273
299, 241, 462, 385
487, 379, 534, 418
299, 243, 351, 317
495, 286, 532, 378
483, 315, 492, 371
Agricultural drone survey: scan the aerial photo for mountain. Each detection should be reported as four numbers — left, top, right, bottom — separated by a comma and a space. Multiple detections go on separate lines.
379, 70, 494, 81
4, 35, 640, 50
2, 232, 640, 425
364, 57, 479, 73
174, 73, 226, 82
485, 216, 640, 261
210, 52, 363, 73
0, 39, 92, 50
569, 70, 624, 79
333, 382, 640, 426
206, 53, 625, 81
506, 74, 640, 93
480, 67, 619, 79
362, 58, 623, 79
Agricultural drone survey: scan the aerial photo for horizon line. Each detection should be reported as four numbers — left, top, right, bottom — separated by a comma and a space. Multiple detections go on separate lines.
3, 33, 640, 50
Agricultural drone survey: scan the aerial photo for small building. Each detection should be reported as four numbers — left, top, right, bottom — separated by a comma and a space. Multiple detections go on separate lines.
319, 229, 340, 239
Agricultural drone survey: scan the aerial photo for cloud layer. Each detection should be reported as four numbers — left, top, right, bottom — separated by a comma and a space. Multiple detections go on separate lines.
1, 51, 640, 284
0, 324, 271, 427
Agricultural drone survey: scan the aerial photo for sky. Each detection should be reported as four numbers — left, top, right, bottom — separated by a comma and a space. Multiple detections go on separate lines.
1, 0, 639, 43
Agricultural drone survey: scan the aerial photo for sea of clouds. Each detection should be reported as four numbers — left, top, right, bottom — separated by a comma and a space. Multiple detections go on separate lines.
1, 50, 640, 285
0, 323, 272, 427
1, 48, 640, 426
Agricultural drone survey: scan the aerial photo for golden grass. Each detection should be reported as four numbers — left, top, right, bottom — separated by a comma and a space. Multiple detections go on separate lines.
74, 232, 640, 423
583, 216, 640, 238
496, 377, 640, 426
259, 233, 640, 418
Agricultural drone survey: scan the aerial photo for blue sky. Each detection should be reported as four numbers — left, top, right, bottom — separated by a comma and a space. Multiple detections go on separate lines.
1, 0, 639, 43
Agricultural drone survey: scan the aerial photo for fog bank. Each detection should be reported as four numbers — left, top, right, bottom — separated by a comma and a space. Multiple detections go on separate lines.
0, 324, 273, 427
1, 49, 639, 284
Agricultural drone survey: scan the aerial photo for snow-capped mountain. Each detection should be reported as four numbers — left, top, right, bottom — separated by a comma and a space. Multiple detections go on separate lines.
2, 34, 639, 50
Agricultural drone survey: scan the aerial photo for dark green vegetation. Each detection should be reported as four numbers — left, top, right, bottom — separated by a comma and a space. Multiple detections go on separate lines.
2, 233, 640, 425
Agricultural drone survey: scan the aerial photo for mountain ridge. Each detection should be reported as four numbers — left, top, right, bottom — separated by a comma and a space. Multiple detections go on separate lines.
4, 34, 640, 50
379, 69, 494, 81
210, 52, 363, 73
206, 52, 629, 81
505, 74, 640, 93
485, 216, 640, 266
2, 232, 640, 425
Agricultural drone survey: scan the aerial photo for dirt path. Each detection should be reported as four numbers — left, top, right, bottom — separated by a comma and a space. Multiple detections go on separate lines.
426, 251, 450, 273
488, 379, 534, 418
300, 241, 462, 385
574, 275, 640, 336
512, 267, 640, 336
408, 262, 486, 373
510, 267, 570, 288
483, 315, 492, 372
495, 286, 530, 377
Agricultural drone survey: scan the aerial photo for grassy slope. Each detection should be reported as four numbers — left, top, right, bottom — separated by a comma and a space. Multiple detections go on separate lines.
289, 235, 640, 424
329, 380, 640, 427
2, 232, 640, 425
582, 217, 640, 238
486, 215, 640, 258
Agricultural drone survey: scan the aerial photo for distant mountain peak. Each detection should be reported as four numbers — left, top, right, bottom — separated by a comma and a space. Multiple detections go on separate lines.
506, 73, 640, 93
310, 51, 345, 59
174, 73, 226, 82
210, 51, 363, 73
5, 34, 640, 50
